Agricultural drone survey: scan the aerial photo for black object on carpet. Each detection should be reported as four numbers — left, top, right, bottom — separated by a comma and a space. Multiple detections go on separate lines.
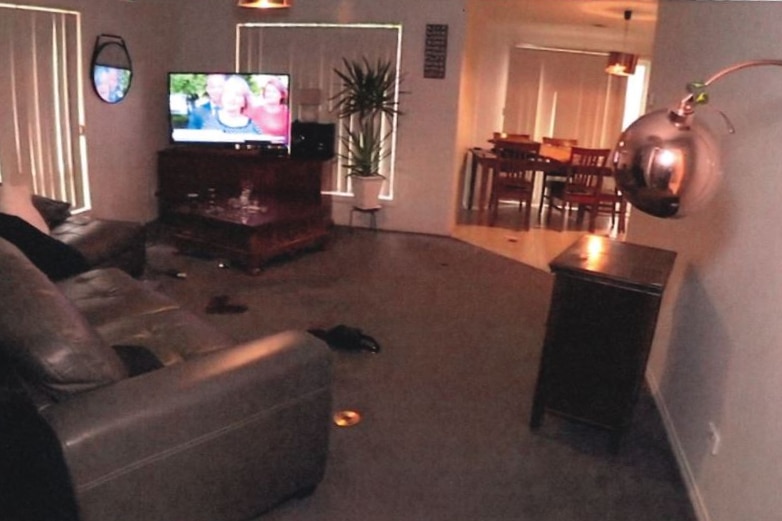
308, 325, 381, 353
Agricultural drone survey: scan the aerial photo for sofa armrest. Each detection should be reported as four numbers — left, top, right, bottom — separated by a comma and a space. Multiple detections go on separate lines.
51, 216, 146, 277
42, 330, 332, 521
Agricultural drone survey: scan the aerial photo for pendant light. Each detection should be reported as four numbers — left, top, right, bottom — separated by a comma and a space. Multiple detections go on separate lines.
605, 10, 638, 76
237, 0, 291, 8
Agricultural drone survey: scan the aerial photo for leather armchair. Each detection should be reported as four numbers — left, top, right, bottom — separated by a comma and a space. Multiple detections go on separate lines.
43, 331, 332, 521
0, 236, 332, 521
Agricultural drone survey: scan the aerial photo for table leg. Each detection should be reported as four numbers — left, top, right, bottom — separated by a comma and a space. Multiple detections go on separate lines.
349, 207, 380, 232
467, 149, 479, 210
477, 162, 490, 211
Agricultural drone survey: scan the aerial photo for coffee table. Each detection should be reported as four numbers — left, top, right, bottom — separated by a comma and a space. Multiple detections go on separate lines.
164, 198, 331, 274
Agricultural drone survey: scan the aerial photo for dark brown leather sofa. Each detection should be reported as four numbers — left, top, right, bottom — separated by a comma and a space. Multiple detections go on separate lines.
0, 236, 333, 521
29, 195, 147, 278
50, 215, 146, 277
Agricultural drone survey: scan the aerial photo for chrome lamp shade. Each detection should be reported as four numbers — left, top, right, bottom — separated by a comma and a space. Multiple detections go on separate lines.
613, 108, 721, 218
613, 59, 782, 218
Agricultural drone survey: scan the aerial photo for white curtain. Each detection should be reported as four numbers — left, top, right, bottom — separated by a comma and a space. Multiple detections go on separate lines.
504, 48, 627, 148
237, 24, 401, 197
0, 5, 87, 210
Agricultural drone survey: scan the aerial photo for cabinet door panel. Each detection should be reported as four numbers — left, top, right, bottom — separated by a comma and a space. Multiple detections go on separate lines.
540, 274, 664, 429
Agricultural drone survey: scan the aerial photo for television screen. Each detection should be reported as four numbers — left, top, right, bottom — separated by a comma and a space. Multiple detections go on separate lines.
168, 72, 291, 148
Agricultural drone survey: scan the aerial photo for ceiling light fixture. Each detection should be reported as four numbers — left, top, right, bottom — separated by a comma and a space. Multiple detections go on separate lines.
605, 10, 638, 76
613, 59, 782, 218
237, 0, 291, 8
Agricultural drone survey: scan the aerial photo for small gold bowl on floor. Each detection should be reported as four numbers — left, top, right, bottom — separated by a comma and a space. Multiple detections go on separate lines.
333, 410, 361, 427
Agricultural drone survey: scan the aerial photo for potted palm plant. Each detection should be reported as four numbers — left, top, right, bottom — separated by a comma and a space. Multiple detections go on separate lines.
332, 57, 402, 209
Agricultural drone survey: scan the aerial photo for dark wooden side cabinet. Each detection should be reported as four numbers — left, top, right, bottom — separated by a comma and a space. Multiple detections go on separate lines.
157, 147, 332, 273
530, 235, 676, 449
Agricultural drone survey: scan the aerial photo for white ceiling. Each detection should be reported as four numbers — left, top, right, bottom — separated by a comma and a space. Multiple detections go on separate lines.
478, 0, 659, 57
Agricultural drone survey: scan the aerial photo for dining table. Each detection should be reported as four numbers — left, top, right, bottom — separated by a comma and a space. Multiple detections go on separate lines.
466, 139, 572, 211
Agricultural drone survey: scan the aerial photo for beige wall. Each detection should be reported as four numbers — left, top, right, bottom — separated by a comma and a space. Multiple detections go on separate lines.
460, 0, 509, 146
18, 0, 175, 222
630, 3, 782, 521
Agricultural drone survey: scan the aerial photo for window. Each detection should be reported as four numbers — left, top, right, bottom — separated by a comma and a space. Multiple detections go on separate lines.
504, 46, 629, 148
237, 23, 402, 200
0, 4, 89, 211
622, 59, 650, 131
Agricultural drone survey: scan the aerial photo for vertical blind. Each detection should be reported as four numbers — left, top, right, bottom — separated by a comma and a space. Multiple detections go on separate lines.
0, 4, 88, 210
237, 24, 402, 197
504, 48, 627, 148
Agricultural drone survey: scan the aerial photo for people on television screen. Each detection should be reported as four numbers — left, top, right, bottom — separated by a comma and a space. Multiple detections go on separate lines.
248, 77, 289, 138
202, 75, 261, 134
187, 74, 226, 129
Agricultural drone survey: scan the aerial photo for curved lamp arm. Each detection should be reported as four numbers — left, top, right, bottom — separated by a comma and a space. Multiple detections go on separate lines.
673, 59, 782, 123
613, 59, 782, 218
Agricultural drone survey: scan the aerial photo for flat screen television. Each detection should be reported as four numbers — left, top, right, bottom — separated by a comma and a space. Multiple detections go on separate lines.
168, 72, 291, 149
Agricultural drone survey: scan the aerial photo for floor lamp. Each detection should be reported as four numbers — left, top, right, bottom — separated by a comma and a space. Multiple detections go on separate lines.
613, 59, 782, 218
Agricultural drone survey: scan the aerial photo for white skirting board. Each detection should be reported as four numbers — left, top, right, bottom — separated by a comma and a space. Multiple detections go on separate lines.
645, 371, 712, 521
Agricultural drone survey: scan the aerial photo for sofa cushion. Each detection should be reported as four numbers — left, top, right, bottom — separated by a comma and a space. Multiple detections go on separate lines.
0, 183, 49, 234
92, 309, 234, 366
0, 213, 90, 281
32, 195, 72, 228
57, 268, 233, 365
56, 268, 180, 328
0, 238, 126, 401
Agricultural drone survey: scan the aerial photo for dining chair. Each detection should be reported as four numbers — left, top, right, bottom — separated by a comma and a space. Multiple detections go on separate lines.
488, 141, 541, 230
539, 146, 611, 222
536, 138, 577, 219
569, 146, 611, 167
545, 163, 612, 232
596, 170, 627, 234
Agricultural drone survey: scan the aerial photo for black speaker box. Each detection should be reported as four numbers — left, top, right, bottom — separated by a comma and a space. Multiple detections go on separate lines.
290, 121, 336, 160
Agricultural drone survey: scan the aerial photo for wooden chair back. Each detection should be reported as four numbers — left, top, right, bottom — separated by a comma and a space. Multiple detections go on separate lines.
569, 147, 611, 167
565, 164, 607, 201
545, 164, 612, 232
488, 155, 544, 230
492, 142, 541, 195
495, 156, 542, 186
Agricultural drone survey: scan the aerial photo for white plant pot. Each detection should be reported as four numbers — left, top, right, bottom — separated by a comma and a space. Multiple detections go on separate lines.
352, 175, 384, 210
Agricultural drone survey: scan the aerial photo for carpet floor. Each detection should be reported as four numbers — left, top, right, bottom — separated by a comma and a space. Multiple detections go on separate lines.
143, 227, 696, 521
